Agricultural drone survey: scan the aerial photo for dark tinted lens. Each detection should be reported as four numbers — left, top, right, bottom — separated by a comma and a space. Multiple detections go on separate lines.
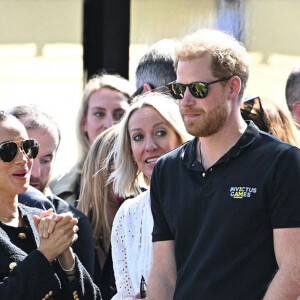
190, 82, 208, 98
167, 83, 186, 99
240, 99, 255, 120
23, 139, 39, 159
0, 142, 17, 162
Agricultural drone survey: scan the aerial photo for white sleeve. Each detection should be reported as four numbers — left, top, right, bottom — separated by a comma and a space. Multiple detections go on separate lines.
111, 203, 137, 300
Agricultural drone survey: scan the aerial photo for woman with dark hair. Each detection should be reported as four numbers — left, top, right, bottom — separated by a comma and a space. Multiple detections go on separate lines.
241, 96, 300, 147
0, 112, 101, 299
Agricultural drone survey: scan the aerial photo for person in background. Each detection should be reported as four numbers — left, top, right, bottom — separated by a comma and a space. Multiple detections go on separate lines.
131, 39, 177, 99
240, 96, 300, 146
285, 66, 300, 127
109, 93, 191, 299
148, 28, 300, 299
0, 112, 101, 299
50, 73, 133, 206
9, 105, 95, 277
77, 125, 120, 300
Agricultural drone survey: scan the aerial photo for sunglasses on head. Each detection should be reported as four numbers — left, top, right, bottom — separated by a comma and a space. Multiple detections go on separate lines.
129, 84, 170, 104
166, 76, 232, 100
240, 96, 269, 132
0, 139, 39, 162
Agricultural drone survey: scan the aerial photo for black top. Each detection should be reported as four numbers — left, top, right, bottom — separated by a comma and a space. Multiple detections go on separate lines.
151, 122, 300, 300
94, 245, 116, 300
0, 215, 36, 255
19, 187, 95, 278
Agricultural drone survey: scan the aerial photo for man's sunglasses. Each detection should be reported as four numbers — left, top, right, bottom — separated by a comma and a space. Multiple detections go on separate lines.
0, 139, 39, 162
166, 77, 232, 100
240, 96, 269, 132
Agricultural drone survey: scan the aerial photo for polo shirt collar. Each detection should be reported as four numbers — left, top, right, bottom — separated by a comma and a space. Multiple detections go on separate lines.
182, 121, 260, 169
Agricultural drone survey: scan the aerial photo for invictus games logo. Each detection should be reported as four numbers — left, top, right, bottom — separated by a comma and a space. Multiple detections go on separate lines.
230, 187, 257, 199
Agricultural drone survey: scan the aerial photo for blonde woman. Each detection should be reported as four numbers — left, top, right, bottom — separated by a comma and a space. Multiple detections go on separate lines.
109, 93, 191, 299
77, 124, 120, 300
50, 74, 133, 206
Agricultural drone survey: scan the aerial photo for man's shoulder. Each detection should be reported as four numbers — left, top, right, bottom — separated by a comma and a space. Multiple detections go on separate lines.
18, 186, 55, 211
257, 131, 300, 153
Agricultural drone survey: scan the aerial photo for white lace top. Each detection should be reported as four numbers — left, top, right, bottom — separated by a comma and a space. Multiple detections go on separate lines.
111, 190, 153, 299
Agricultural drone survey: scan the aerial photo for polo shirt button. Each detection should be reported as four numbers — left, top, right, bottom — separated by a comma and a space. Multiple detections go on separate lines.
202, 173, 206, 177
210, 168, 213, 172
18, 232, 26, 239
9, 262, 17, 270
192, 163, 195, 167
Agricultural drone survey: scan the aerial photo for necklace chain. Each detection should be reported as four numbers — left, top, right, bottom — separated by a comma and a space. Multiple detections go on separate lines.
0, 215, 15, 221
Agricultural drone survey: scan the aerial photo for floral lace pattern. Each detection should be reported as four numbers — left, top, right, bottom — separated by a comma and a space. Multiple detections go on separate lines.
111, 191, 153, 299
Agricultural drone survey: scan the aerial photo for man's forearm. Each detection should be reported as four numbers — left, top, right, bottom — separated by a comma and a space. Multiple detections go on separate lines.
264, 266, 300, 299
148, 273, 176, 300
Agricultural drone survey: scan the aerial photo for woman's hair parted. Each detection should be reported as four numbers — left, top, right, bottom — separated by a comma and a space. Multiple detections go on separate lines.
108, 92, 191, 198
77, 124, 120, 253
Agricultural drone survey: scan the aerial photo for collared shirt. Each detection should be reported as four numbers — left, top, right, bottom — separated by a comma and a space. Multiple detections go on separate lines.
151, 121, 300, 300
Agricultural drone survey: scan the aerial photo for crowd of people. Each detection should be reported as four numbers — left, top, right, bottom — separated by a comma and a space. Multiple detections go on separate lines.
0, 28, 300, 300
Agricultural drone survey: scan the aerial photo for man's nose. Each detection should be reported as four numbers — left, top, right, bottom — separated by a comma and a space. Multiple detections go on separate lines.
180, 88, 196, 107
31, 161, 41, 179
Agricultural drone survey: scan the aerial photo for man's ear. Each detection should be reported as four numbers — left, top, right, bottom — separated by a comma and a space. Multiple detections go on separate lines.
228, 76, 241, 100
292, 100, 300, 125
143, 83, 153, 92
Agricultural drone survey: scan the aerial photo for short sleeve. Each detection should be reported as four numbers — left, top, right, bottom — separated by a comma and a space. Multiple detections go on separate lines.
269, 146, 300, 228
150, 163, 174, 242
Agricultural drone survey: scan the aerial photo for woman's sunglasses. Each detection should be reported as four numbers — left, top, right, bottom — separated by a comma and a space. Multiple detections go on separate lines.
0, 139, 39, 162
240, 96, 269, 132
166, 77, 232, 100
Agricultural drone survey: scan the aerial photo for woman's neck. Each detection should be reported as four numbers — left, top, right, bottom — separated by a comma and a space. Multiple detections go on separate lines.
0, 194, 20, 226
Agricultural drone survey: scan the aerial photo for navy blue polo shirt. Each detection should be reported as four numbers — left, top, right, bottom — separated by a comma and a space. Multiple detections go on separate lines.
151, 122, 300, 300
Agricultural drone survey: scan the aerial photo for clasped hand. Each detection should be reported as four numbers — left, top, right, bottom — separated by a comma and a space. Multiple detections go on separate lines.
33, 209, 79, 263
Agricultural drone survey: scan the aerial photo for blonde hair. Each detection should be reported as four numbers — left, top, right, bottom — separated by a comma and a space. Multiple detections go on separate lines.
76, 73, 134, 165
247, 98, 300, 147
77, 124, 119, 253
175, 28, 250, 100
109, 92, 191, 197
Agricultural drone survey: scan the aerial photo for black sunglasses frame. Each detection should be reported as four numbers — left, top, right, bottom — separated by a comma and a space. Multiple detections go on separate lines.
140, 275, 147, 299
129, 84, 170, 104
166, 76, 232, 100
240, 96, 269, 132
0, 139, 39, 162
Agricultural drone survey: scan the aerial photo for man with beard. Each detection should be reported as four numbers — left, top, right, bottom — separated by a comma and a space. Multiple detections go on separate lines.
148, 29, 300, 300
9, 105, 95, 278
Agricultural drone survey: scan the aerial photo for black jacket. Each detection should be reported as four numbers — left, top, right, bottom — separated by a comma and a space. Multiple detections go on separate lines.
19, 187, 95, 278
0, 204, 101, 300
